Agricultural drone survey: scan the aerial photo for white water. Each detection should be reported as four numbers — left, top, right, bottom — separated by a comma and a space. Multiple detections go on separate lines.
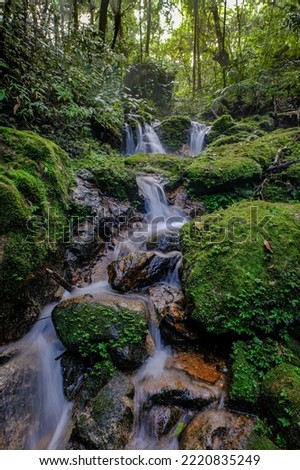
189, 121, 207, 156
135, 123, 166, 154
125, 120, 208, 156
0, 304, 73, 449
125, 123, 136, 155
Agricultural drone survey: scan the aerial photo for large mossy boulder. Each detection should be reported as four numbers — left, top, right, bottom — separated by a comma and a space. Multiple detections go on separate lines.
0, 127, 71, 342
157, 116, 191, 153
181, 200, 300, 336
185, 152, 262, 195
262, 363, 300, 449
52, 295, 149, 370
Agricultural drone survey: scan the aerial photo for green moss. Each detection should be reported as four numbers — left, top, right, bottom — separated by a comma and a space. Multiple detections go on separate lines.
126, 153, 193, 188
185, 152, 262, 195
262, 363, 300, 449
0, 178, 31, 232
229, 341, 260, 410
7, 169, 47, 212
181, 200, 300, 336
206, 114, 235, 144
0, 231, 48, 300
246, 432, 279, 450
209, 132, 250, 148
157, 116, 191, 152
52, 298, 148, 368
0, 126, 72, 215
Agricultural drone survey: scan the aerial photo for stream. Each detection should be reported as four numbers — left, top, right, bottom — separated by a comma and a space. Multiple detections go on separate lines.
0, 125, 251, 450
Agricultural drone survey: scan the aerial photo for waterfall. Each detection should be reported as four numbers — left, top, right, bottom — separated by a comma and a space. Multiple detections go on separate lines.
0, 304, 73, 450
189, 121, 207, 156
125, 123, 165, 155
125, 123, 135, 155
125, 120, 208, 156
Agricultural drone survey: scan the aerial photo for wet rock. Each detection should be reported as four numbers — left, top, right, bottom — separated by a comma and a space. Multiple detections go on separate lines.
179, 409, 254, 450
52, 293, 149, 370
148, 284, 186, 321
148, 405, 184, 438
147, 284, 200, 344
142, 368, 221, 410
61, 354, 85, 401
169, 352, 225, 386
0, 347, 38, 449
72, 173, 134, 239
167, 186, 205, 218
147, 232, 181, 252
72, 372, 134, 450
108, 251, 180, 292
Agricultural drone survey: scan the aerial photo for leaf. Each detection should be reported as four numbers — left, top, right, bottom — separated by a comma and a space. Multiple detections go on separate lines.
13, 96, 21, 114
264, 240, 273, 254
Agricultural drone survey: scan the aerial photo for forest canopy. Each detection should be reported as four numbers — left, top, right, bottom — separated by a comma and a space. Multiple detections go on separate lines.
1, 0, 299, 143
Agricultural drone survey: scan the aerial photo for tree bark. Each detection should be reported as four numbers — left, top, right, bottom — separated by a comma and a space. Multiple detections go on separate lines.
145, 0, 152, 56
99, 0, 110, 43
73, 0, 79, 30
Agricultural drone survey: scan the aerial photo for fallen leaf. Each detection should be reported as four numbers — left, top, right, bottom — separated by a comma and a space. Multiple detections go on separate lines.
264, 239, 273, 254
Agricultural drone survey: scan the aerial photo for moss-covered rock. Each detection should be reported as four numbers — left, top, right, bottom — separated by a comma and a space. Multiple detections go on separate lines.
262, 363, 300, 449
73, 372, 134, 449
181, 200, 300, 336
0, 177, 31, 232
0, 127, 72, 342
229, 342, 260, 410
52, 295, 149, 370
185, 152, 262, 195
208, 115, 235, 142
157, 116, 191, 152
126, 153, 193, 189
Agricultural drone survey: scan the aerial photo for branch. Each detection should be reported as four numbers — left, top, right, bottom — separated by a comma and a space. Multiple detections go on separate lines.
46, 268, 73, 292
266, 158, 300, 174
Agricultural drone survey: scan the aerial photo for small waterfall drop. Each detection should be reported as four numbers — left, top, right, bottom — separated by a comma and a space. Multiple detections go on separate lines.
0, 304, 73, 450
125, 122, 165, 155
189, 121, 207, 155
125, 123, 135, 155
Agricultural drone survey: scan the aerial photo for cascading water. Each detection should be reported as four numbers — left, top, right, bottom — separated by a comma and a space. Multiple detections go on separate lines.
189, 121, 207, 156
136, 123, 166, 154
0, 304, 73, 449
125, 120, 208, 156
1, 173, 227, 451
124, 123, 165, 155
124, 123, 135, 155
126, 176, 225, 450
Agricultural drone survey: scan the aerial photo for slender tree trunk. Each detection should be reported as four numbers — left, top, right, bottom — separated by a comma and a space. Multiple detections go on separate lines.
139, 0, 143, 63
222, 0, 227, 87
90, 0, 95, 26
111, 8, 122, 49
73, 0, 79, 30
99, 0, 110, 43
192, 0, 199, 95
145, 0, 152, 56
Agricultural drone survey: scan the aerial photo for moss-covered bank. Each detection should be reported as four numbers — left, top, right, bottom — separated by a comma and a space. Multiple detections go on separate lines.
0, 127, 72, 342
181, 200, 300, 337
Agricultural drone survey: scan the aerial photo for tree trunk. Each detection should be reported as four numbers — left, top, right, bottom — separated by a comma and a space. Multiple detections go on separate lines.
145, 0, 152, 56
90, 0, 95, 26
73, 0, 79, 30
111, 11, 122, 49
99, 0, 110, 43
